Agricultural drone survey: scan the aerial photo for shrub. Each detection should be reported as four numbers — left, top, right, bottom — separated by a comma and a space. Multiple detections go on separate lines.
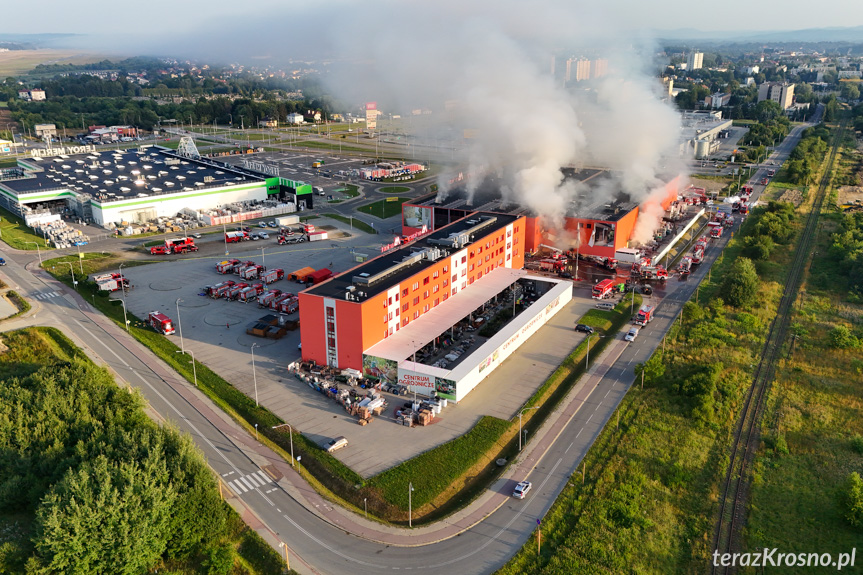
851, 435, 863, 455
722, 258, 759, 308
839, 472, 863, 529
829, 325, 859, 349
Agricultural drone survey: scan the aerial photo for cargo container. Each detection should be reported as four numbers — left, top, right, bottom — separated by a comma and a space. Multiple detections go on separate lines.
276, 215, 300, 227
308, 231, 329, 242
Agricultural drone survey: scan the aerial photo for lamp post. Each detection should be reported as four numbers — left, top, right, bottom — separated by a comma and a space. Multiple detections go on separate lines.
25, 241, 42, 265
586, 333, 605, 370
251, 343, 259, 407
119, 263, 129, 331
75, 242, 84, 275
519, 406, 540, 452
260, 246, 266, 267
176, 298, 185, 353
175, 349, 197, 386
364, 498, 368, 519
408, 482, 415, 528
61, 261, 77, 290
296, 455, 301, 474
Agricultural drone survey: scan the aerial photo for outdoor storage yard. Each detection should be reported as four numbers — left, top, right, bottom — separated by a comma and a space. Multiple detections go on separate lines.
117, 236, 605, 477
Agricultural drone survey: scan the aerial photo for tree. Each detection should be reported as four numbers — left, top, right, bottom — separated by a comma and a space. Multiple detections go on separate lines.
635, 353, 665, 387
755, 100, 783, 124
722, 257, 759, 308
841, 83, 860, 101
840, 472, 863, 529
829, 325, 859, 349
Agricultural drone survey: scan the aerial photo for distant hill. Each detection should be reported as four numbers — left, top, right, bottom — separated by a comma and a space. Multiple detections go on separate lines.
656, 25, 863, 43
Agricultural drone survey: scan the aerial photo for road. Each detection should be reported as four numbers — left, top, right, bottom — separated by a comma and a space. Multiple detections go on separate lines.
0, 112, 818, 574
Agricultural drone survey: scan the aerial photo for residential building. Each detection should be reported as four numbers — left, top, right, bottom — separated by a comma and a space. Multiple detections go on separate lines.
687, 51, 704, 71
757, 82, 795, 110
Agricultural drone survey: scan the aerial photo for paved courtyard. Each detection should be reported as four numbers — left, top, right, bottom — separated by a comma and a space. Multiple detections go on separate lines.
119, 222, 602, 477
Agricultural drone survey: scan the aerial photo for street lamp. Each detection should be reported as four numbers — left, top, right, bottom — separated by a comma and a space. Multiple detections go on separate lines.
119, 263, 129, 331
25, 241, 42, 265
519, 406, 540, 452
117, 299, 130, 332
251, 342, 259, 407
175, 349, 197, 386
75, 242, 84, 275
408, 482, 415, 528
176, 298, 185, 353
585, 333, 605, 370
222, 221, 229, 256
61, 261, 77, 290
260, 246, 266, 267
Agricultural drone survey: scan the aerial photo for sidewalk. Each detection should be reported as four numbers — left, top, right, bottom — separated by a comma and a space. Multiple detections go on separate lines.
26, 261, 629, 548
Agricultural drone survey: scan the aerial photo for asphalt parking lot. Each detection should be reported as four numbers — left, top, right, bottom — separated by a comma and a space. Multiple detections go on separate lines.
117, 222, 603, 477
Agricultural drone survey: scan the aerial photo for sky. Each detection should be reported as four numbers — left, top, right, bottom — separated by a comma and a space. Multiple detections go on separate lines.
2, 0, 863, 39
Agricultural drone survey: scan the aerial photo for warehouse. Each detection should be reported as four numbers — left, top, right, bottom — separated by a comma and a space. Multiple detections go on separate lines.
401, 170, 682, 259
0, 145, 278, 227
299, 212, 576, 401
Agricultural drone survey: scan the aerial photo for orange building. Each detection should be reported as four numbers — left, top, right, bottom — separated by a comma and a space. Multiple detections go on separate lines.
401, 173, 683, 259
299, 213, 526, 370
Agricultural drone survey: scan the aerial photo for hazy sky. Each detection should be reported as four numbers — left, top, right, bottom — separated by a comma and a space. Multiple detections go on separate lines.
2, 0, 863, 38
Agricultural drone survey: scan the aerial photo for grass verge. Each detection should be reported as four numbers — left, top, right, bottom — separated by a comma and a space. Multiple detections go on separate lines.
0, 290, 31, 321
378, 186, 410, 194
0, 205, 52, 250
322, 213, 377, 234
357, 197, 410, 219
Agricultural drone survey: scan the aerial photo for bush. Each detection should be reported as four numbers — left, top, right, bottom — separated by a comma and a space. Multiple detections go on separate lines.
742, 235, 774, 261
850, 435, 863, 455
721, 257, 760, 308
839, 472, 863, 529
829, 325, 860, 349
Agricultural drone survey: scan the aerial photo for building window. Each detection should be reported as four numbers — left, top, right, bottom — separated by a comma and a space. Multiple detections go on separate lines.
478, 247, 482, 254
443, 266, 448, 273
412, 282, 419, 291
424, 276, 430, 285
461, 281, 466, 289
388, 297, 392, 305
461, 255, 467, 263
477, 271, 483, 279
423, 290, 429, 299
433, 285, 439, 293
443, 279, 449, 287
389, 327, 394, 336
433, 271, 439, 279
507, 254, 511, 261
434, 298, 440, 307
424, 304, 430, 313
395, 293, 399, 302
396, 308, 400, 316
388, 312, 393, 321
469, 276, 475, 284
461, 269, 466, 277
414, 311, 419, 319
413, 296, 419, 306
507, 229, 512, 237
443, 292, 449, 301
326, 308, 334, 318
469, 263, 474, 271
327, 337, 336, 348
402, 288, 408, 297
402, 303, 408, 312
514, 248, 520, 256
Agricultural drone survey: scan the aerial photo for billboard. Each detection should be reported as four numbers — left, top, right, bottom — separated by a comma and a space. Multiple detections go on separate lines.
435, 377, 457, 400
363, 355, 397, 385
365, 102, 378, 131
398, 367, 435, 396
403, 205, 432, 230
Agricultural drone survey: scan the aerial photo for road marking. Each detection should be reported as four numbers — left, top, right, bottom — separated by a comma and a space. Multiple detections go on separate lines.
244, 474, 262, 488
33, 291, 59, 300
576, 427, 583, 438
565, 441, 574, 454
229, 480, 247, 494
605, 390, 611, 398
587, 413, 593, 423
239, 476, 256, 490
221, 471, 235, 477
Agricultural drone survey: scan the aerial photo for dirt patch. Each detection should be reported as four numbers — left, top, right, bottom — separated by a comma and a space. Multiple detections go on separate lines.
689, 177, 729, 196
778, 189, 805, 206
837, 185, 863, 208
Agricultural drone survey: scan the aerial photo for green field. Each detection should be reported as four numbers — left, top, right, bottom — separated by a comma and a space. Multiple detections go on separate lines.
358, 197, 411, 219
378, 186, 410, 194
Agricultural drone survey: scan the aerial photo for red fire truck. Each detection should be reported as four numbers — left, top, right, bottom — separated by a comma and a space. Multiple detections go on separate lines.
634, 305, 655, 326
148, 311, 176, 335
592, 279, 616, 299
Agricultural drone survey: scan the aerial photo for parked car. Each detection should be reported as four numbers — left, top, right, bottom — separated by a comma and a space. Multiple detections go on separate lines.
259, 222, 268, 228
512, 481, 532, 499
250, 233, 260, 241
259, 231, 269, 239
0, 258, 6, 266
268, 220, 276, 227
625, 327, 640, 342
325, 436, 349, 453
574, 324, 594, 334
192, 233, 202, 239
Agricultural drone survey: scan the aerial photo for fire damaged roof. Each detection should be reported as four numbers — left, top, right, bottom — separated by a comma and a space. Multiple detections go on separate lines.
411, 168, 641, 222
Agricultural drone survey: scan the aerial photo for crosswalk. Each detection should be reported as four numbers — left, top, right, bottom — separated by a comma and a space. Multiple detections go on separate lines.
222, 470, 273, 495
33, 291, 59, 300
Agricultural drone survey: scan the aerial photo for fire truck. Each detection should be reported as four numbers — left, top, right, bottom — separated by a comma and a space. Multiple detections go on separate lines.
258, 290, 283, 308
216, 259, 240, 274
205, 280, 235, 298
592, 279, 616, 299
634, 305, 655, 326
148, 311, 176, 335
639, 265, 669, 280
237, 283, 265, 303
240, 264, 267, 280
166, 237, 198, 254
269, 293, 293, 311
585, 255, 618, 271
226, 283, 250, 300
741, 184, 753, 195
225, 231, 249, 243
233, 261, 256, 275
677, 256, 692, 275
708, 221, 723, 238
539, 258, 567, 272
723, 216, 735, 228
261, 269, 285, 284
691, 244, 705, 265
150, 245, 170, 255
93, 272, 130, 292
277, 296, 300, 314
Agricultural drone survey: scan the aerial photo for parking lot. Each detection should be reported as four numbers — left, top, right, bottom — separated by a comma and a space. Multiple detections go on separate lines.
117, 225, 603, 477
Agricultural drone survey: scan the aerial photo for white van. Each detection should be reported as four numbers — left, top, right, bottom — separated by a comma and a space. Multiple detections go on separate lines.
595, 302, 616, 311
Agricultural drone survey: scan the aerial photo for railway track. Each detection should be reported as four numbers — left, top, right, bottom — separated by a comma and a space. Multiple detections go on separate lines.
710, 118, 846, 574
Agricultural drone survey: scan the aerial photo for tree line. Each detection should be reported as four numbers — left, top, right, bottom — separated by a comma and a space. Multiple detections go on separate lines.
0, 328, 238, 574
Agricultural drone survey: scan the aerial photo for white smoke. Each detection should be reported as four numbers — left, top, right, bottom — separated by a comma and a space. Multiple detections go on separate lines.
323, 0, 685, 236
